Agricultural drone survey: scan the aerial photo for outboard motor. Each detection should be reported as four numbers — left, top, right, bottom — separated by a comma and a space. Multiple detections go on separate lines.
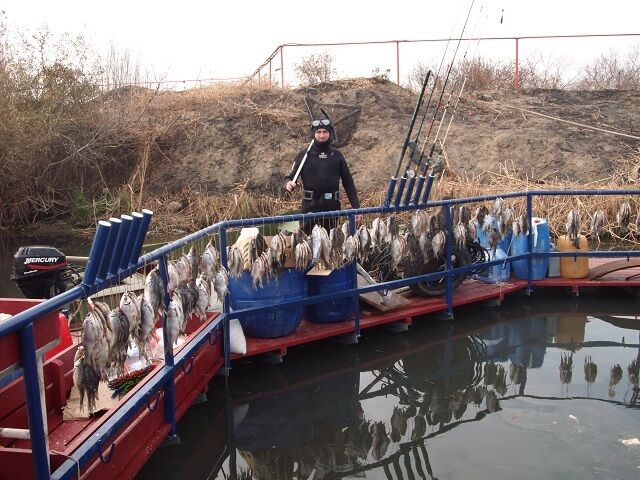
11, 246, 80, 299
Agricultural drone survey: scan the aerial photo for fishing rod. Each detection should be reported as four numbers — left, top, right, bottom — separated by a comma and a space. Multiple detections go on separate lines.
399, 0, 476, 207
397, 8, 466, 208
384, 69, 432, 207
417, 2, 487, 205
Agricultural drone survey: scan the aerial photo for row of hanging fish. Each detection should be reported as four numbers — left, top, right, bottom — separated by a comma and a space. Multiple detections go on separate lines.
75, 242, 228, 413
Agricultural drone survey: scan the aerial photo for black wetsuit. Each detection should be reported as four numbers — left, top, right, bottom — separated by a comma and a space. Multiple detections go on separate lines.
286, 140, 360, 232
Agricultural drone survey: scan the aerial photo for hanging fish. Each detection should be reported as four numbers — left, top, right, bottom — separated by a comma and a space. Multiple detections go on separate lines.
498, 208, 513, 238
119, 290, 141, 336
617, 202, 631, 233
566, 209, 581, 247
186, 246, 200, 282
453, 223, 467, 249
166, 261, 180, 296
195, 274, 211, 320
294, 239, 312, 269
411, 210, 429, 238
475, 205, 489, 229
385, 214, 400, 242
174, 254, 192, 284
166, 292, 184, 347
73, 346, 100, 414
432, 230, 446, 259
419, 232, 434, 261
251, 252, 269, 289
518, 213, 530, 236
492, 197, 504, 217
227, 246, 244, 278
391, 234, 408, 268
214, 266, 229, 302
269, 232, 288, 273
488, 227, 500, 255
174, 282, 199, 326
108, 307, 130, 376
201, 241, 219, 276
344, 234, 360, 263
329, 227, 346, 268
371, 217, 388, 249
137, 295, 156, 362
357, 224, 371, 262
340, 220, 350, 239
82, 298, 112, 381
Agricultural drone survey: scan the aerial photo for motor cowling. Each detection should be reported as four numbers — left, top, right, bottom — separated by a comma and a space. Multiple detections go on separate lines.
11, 246, 68, 299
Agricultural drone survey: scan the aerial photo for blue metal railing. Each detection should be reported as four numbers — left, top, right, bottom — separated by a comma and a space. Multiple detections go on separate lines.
4, 187, 640, 479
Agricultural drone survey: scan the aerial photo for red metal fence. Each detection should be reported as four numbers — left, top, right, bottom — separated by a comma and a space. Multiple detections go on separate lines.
247, 33, 640, 89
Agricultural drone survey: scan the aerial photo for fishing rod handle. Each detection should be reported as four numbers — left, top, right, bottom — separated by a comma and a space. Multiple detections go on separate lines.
291, 139, 316, 185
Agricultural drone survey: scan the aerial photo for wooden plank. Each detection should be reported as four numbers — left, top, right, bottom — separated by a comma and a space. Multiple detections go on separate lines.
588, 258, 640, 280
357, 275, 410, 312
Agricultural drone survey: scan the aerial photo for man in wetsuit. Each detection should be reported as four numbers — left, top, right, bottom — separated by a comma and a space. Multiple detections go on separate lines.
285, 118, 360, 232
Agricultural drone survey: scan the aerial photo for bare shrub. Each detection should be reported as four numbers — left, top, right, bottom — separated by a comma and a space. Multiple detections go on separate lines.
295, 51, 336, 85
519, 54, 566, 89
575, 46, 640, 90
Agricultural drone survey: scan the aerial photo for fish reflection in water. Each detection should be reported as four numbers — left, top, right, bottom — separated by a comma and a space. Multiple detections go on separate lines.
609, 364, 623, 398
584, 355, 598, 396
560, 352, 573, 397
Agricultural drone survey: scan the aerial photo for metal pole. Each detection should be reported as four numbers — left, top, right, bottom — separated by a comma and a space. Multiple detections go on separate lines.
526, 193, 533, 293
19, 324, 50, 479
349, 213, 360, 337
219, 226, 231, 374
444, 206, 453, 318
396, 41, 400, 86
515, 37, 520, 90
280, 46, 284, 87
158, 254, 178, 438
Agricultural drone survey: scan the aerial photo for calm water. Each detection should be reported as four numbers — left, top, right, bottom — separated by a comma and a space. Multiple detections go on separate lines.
136, 291, 640, 480
2, 233, 639, 478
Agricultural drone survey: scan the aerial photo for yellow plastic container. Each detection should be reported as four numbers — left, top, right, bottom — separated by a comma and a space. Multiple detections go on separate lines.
557, 234, 589, 279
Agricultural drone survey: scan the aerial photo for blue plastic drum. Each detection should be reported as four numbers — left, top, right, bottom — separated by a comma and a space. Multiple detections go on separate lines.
306, 264, 355, 324
229, 269, 307, 338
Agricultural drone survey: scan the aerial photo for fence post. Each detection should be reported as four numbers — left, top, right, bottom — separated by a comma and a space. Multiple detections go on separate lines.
280, 46, 285, 87
514, 37, 521, 90
444, 205, 454, 318
396, 41, 400, 86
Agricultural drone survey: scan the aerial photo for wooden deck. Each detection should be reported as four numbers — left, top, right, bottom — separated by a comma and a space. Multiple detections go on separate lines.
234, 256, 640, 361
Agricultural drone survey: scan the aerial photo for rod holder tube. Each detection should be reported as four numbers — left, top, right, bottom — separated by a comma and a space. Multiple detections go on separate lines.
393, 176, 407, 207
108, 214, 133, 276
413, 175, 426, 205
420, 175, 435, 205
96, 217, 121, 282
402, 176, 417, 206
129, 209, 154, 267
121, 212, 143, 270
384, 178, 397, 207
83, 220, 111, 286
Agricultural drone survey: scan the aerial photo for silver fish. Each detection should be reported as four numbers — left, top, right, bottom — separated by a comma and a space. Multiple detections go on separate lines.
385, 214, 399, 241
329, 227, 346, 268
518, 213, 530, 236
227, 246, 244, 278
357, 224, 371, 262
411, 210, 429, 238
166, 261, 180, 296
498, 208, 513, 238
73, 346, 100, 414
251, 252, 269, 289
311, 224, 331, 269
566, 209, 581, 247
108, 307, 130, 376
341, 220, 350, 239
391, 234, 408, 267
119, 290, 141, 336
371, 217, 388, 249
186, 246, 199, 282
453, 223, 467, 249
137, 295, 156, 361
475, 205, 489, 228
166, 292, 184, 347
590, 209, 605, 242
419, 232, 434, 261
174, 282, 199, 327
467, 218, 477, 239
195, 274, 211, 320
214, 267, 229, 303
487, 227, 500, 255
459, 205, 471, 226
617, 202, 631, 231
175, 254, 192, 284
269, 232, 288, 272
481, 213, 494, 233
512, 220, 521, 237
291, 228, 308, 252
294, 240, 312, 269
81, 301, 110, 381
492, 197, 504, 217
344, 234, 360, 263
432, 230, 446, 259
201, 241, 219, 276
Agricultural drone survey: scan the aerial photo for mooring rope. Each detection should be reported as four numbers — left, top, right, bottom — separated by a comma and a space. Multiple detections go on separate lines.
500, 103, 640, 141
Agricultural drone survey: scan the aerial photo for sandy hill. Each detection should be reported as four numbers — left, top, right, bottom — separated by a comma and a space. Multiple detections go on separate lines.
139, 78, 640, 196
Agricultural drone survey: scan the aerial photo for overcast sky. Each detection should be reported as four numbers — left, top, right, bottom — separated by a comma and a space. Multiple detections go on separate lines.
3, 0, 640, 85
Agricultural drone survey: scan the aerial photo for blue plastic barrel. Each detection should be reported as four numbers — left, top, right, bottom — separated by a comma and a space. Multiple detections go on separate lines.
306, 264, 355, 324
511, 218, 550, 280
477, 247, 510, 283
229, 269, 307, 338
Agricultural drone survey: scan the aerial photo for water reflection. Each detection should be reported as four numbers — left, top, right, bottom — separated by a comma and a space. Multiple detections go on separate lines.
137, 292, 640, 480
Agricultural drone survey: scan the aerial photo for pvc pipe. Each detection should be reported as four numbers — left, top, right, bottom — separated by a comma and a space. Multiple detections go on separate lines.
82, 220, 111, 286
393, 176, 407, 207
402, 176, 416, 206
0, 427, 31, 439
96, 217, 121, 282
384, 178, 397, 207
130, 209, 154, 267
121, 212, 142, 270
108, 214, 133, 275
